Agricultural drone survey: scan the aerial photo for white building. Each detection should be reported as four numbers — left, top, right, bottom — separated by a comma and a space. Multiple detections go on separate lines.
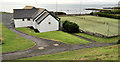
14, 6, 60, 33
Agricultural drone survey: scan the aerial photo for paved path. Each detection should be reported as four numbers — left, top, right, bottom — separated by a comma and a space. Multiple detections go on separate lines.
1, 13, 117, 60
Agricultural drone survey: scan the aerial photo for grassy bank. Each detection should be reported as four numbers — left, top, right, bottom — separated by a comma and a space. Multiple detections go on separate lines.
76, 33, 119, 43
1, 23, 35, 53
16, 27, 90, 44
21, 45, 118, 60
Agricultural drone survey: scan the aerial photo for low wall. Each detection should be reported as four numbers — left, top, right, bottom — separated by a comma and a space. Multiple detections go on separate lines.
60, 28, 119, 38
80, 30, 120, 38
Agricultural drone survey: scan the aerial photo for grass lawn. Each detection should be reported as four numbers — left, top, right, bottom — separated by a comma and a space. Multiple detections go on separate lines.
76, 33, 120, 43
1, 23, 35, 53
0, 23, 1, 53
16, 27, 91, 44
0, 22, 2, 40
21, 45, 118, 60
60, 15, 118, 36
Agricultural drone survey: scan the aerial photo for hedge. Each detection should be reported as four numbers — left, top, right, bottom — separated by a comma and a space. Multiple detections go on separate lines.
91, 12, 120, 19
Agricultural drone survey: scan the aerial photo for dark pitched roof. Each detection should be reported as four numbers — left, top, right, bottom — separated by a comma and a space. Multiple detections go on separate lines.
14, 8, 38, 19
36, 10, 61, 24
36, 12, 49, 24
14, 6, 46, 19
32, 8, 45, 19
46, 10, 61, 21
14, 6, 60, 23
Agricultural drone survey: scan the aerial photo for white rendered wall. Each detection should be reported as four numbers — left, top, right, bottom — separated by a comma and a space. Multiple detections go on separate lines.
33, 21, 37, 29
37, 15, 59, 32
33, 11, 45, 29
14, 19, 33, 28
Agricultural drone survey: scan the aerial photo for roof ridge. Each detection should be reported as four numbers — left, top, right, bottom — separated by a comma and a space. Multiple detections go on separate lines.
32, 8, 46, 19
23, 6, 35, 9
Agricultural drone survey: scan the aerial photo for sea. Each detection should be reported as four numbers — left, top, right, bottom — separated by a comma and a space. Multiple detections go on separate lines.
1, 3, 118, 14
37, 4, 118, 14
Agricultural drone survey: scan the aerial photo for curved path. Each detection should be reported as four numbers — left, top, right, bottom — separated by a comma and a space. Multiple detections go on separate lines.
2, 27, 116, 60
1, 13, 117, 60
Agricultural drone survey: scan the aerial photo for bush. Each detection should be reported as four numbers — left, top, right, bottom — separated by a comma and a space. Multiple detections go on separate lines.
62, 21, 79, 33
117, 39, 120, 44
62, 20, 68, 28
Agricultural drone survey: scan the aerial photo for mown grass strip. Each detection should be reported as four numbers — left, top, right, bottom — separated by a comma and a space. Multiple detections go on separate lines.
16, 27, 91, 44
2, 23, 35, 53
21, 45, 118, 60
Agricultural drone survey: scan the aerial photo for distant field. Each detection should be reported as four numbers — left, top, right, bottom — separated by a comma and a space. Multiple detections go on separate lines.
2, 23, 35, 53
16, 27, 91, 44
76, 33, 120, 43
60, 16, 118, 36
21, 45, 118, 60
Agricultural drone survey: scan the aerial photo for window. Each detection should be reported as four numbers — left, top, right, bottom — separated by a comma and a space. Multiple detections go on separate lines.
48, 22, 51, 24
22, 19, 24, 21
27, 18, 30, 21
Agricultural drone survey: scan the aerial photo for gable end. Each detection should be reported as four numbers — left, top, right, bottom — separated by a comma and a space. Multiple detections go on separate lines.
45, 10, 61, 21
38, 14, 50, 24
33, 9, 46, 21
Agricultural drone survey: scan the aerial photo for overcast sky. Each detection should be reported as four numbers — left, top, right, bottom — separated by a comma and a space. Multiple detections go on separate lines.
0, 0, 119, 12
1, 0, 119, 5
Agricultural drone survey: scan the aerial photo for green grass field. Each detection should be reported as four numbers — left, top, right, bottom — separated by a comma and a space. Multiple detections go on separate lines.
16, 27, 91, 44
60, 16, 118, 36
0, 23, 1, 53
0, 23, 2, 40
21, 45, 118, 60
76, 33, 120, 43
1, 23, 35, 53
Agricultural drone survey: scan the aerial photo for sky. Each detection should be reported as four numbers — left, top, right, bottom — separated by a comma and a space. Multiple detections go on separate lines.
0, 0, 119, 5
0, 0, 119, 12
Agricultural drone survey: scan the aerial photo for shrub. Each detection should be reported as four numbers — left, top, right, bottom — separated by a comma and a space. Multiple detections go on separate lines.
90, 12, 94, 15
62, 20, 68, 28
62, 21, 79, 33
117, 39, 120, 44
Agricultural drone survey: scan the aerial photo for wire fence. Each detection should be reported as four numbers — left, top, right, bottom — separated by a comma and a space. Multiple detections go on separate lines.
78, 18, 118, 37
